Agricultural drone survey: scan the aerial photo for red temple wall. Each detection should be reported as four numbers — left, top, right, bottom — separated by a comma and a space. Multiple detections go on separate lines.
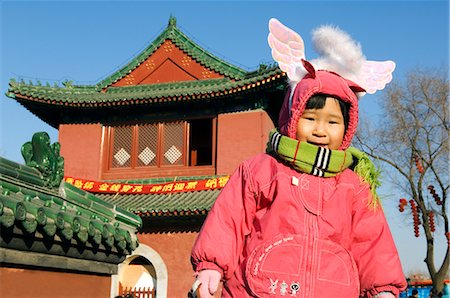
58, 110, 274, 181
0, 266, 110, 298
216, 109, 274, 175
59, 123, 103, 180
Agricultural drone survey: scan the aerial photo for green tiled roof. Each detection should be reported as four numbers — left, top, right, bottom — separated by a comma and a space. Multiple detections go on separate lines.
5, 17, 287, 129
0, 156, 142, 257
6, 67, 283, 107
98, 16, 247, 88
96, 188, 220, 217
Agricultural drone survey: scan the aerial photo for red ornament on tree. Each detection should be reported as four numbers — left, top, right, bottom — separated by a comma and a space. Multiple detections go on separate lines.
410, 199, 420, 237
428, 211, 435, 232
398, 198, 408, 212
428, 185, 442, 205
414, 154, 424, 174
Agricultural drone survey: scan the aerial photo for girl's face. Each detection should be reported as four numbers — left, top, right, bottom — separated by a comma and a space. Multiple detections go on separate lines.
296, 97, 345, 150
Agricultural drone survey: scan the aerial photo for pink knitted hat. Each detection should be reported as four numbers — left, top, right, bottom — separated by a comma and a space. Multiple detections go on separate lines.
278, 60, 365, 150
268, 18, 396, 149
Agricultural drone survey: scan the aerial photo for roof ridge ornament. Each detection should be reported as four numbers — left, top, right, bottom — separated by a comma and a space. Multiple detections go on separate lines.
21, 132, 64, 188
168, 15, 177, 28
62, 80, 74, 89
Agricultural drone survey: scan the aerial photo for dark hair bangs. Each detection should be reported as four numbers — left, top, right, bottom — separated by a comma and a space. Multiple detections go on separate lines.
305, 94, 350, 132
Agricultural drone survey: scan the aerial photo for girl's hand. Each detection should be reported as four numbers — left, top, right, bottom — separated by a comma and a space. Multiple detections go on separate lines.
196, 269, 221, 298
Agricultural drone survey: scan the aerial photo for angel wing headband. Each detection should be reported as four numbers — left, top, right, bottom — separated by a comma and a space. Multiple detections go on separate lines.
267, 18, 395, 95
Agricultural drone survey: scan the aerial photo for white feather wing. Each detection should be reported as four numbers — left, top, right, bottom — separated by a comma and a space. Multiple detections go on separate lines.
268, 18, 306, 83
359, 60, 396, 94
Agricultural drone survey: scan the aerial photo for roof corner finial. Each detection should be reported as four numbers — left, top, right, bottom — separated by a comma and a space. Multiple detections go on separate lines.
168, 15, 177, 28
21, 132, 65, 188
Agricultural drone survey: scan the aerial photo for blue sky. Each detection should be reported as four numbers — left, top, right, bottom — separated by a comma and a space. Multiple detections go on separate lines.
1, 1, 448, 276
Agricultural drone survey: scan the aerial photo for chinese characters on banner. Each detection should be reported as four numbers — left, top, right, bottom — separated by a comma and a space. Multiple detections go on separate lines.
64, 176, 230, 194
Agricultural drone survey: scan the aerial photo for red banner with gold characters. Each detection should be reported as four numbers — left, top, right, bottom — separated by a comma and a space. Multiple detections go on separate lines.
64, 176, 230, 194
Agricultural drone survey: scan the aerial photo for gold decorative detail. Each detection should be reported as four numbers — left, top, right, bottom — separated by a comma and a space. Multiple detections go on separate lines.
181, 57, 191, 67
145, 60, 156, 70
163, 41, 174, 52
124, 74, 135, 85
201, 70, 212, 79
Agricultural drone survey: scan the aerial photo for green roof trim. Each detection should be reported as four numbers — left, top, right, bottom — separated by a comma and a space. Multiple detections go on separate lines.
0, 157, 46, 187
97, 16, 248, 88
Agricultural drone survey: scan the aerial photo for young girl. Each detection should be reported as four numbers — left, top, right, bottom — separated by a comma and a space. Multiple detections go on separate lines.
190, 19, 407, 298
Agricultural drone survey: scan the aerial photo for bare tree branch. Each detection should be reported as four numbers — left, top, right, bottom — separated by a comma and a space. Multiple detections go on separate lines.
356, 67, 449, 294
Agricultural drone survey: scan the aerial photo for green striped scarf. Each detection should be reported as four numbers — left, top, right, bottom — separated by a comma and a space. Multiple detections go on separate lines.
267, 129, 381, 207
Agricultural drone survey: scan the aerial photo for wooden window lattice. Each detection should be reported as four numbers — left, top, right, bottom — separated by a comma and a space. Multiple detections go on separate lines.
108, 120, 213, 173
112, 126, 133, 168
137, 124, 158, 167
162, 122, 184, 166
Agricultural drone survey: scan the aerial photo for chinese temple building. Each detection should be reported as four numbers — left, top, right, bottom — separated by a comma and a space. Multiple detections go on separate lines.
5, 17, 287, 297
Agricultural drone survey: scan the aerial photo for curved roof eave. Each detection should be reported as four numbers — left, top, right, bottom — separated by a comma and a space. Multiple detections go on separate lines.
7, 68, 285, 108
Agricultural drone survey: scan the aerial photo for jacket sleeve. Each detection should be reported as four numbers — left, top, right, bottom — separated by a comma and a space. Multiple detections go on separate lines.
351, 183, 407, 297
191, 160, 258, 280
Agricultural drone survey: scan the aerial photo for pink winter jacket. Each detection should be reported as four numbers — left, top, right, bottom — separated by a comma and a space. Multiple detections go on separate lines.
191, 153, 407, 297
